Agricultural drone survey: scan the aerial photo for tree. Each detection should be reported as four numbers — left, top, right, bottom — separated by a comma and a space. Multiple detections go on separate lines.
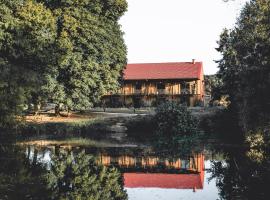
0, 0, 57, 127
42, 0, 128, 112
0, 0, 128, 126
216, 0, 270, 133
204, 74, 226, 104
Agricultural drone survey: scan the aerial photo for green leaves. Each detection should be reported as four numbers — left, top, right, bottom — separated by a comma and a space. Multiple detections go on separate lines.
0, 0, 58, 127
0, 0, 127, 127
52, 0, 127, 110
154, 101, 199, 146
216, 0, 270, 133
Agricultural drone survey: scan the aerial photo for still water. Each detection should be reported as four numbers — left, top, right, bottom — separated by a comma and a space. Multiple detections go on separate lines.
0, 139, 269, 200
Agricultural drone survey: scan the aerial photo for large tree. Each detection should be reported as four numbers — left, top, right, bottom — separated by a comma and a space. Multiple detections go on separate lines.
0, 0, 57, 127
0, 0, 128, 127
216, 0, 270, 133
42, 0, 128, 112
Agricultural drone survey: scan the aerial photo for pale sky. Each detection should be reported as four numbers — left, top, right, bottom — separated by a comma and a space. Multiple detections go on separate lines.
120, 0, 249, 75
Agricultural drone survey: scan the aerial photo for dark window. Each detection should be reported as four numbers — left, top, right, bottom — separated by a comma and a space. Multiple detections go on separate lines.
135, 83, 142, 90
157, 83, 165, 90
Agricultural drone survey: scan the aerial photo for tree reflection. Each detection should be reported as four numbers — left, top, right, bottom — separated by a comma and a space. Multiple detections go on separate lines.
153, 134, 204, 160
47, 150, 128, 200
0, 144, 49, 200
208, 147, 270, 200
0, 144, 127, 200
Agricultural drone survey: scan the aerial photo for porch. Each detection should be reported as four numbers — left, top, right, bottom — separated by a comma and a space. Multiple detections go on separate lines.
101, 93, 204, 107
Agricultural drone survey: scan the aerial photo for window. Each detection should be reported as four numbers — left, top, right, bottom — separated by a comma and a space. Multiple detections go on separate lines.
135, 83, 142, 90
157, 83, 165, 90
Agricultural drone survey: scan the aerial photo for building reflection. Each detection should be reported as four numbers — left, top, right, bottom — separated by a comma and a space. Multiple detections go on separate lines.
25, 145, 205, 190
97, 151, 205, 189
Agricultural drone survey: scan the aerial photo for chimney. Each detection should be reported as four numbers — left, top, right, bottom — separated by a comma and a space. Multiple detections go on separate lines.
192, 59, 196, 64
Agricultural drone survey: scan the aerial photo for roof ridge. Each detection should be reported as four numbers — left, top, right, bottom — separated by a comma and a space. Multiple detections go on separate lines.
127, 62, 202, 65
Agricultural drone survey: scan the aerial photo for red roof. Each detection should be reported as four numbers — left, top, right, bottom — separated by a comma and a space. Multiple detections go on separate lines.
124, 172, 204, 189
124, 154, 205, 189
123, 62, 203, 80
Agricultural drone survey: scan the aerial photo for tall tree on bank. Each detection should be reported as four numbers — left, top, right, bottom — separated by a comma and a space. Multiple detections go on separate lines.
42, 0, 128, 112
216, 0, 270, 133
0, 0, 127, 127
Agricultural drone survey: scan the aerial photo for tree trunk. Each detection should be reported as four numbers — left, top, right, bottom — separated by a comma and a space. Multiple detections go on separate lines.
55, 104, 60, 116
67, 107, 71, 117
34, 103, 41, 116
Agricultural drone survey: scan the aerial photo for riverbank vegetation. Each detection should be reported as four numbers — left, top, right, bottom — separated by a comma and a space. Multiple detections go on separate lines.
154, 102, 200, 145
125, 101, 203, 150
208, 0, 270, 146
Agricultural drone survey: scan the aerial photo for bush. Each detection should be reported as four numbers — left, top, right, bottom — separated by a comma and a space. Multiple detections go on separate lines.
125, 115, 155, 141
154, 101, 199, 145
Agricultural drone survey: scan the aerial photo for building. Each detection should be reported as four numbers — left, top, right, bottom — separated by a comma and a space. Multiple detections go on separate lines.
103, 60, 205, 107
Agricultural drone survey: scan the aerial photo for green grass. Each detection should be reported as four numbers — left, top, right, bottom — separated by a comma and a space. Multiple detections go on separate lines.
17, 137, 119, 148
17, 116, 106, 138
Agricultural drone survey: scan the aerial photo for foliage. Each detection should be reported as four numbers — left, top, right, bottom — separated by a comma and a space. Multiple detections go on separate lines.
209, 146, 270, 200
0, 144, 50, 200
125, 115, 156, 141
42, 0, 127, 111
0, 0, 127, 127
246, 128, 270, 163
216, 0, 270, 133
154, 101, 200, 146
47, 150, 128, 200
199, 107, 244, 142
204, 75, 222, 97
19, 120, 98, 137
0, 0, 57, 127
0, 142, 128, 200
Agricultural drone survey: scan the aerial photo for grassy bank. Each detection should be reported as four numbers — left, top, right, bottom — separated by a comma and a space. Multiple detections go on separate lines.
6, 112, 114, 139
16, 137, 137, 148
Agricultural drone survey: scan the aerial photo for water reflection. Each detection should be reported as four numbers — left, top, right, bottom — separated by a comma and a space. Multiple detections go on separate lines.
208, 146, 270, 200
1, 140, 270, 200
0, 144, 49, 200
25, 145, 205, 190
0, 144, 128, 200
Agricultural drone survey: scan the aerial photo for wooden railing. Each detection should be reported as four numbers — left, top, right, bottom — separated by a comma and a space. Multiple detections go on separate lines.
120, 89, 196, 96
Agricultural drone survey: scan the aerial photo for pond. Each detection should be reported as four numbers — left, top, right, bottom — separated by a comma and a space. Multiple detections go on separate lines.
1, 136, 269, 200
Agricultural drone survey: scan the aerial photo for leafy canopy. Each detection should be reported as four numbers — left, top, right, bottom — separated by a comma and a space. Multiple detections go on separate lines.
0, 0, 127, 127
0, 0, 57, 127
216, 0, 270, 132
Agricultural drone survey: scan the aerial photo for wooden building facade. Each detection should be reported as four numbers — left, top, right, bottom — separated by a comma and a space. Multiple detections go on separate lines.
103, 61, 205, 107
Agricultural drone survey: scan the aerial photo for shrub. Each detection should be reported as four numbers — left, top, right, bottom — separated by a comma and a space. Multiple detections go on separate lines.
125, 115, 155, 141
154, 101, 199, 145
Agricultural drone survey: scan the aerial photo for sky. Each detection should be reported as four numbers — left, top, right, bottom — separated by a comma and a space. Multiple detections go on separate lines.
126, 161, 218, 200
119, 0, 249, 75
